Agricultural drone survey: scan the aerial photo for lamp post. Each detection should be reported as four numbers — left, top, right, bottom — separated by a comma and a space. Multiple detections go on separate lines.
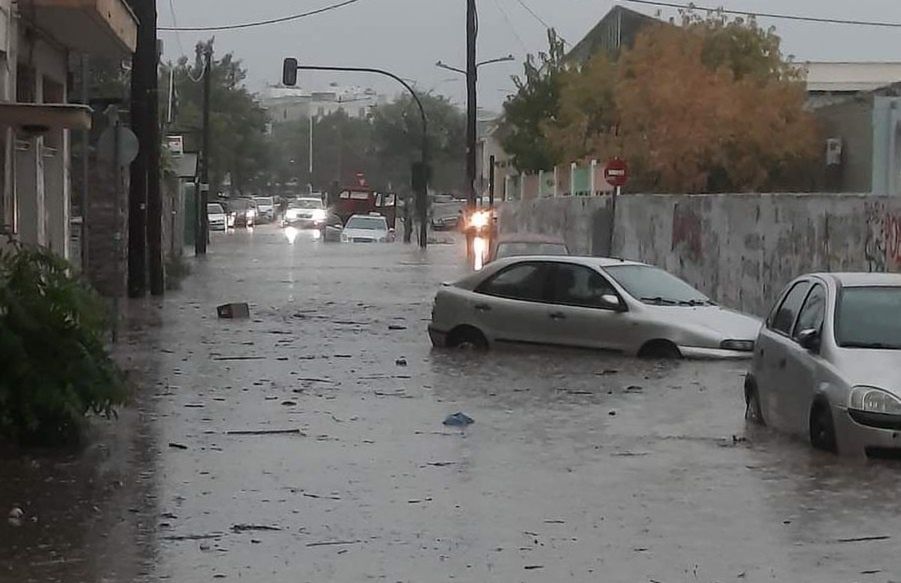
282, 58, 430, 248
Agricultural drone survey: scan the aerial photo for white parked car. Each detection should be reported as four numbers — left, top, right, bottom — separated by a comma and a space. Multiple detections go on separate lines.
341, 214, 393, 243
428, 256, 760, 358
745, 272, 901, 457
207, 203, 227, 231
253, 196, 276, 222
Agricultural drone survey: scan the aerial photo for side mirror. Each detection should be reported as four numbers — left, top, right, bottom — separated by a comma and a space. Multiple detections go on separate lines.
282, 58, 298, 86
797, 328, 821, 351
601, 294, 624, 311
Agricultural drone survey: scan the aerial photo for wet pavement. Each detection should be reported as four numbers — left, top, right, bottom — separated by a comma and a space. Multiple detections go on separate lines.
2, 224, 901, 582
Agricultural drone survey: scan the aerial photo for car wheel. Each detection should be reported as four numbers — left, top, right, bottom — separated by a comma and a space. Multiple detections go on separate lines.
638, 340, 681, 359
744, 377, 765, 425
447, 326, 488, 351
809, 400, 837, 453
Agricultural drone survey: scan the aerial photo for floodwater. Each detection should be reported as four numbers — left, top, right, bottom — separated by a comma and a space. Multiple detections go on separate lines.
2, 225, 900, 582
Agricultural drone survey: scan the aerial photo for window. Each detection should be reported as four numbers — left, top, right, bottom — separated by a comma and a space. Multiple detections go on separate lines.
793, 285, 826, 339
345, 216, 386, 230
604, 264, 708, 305
551, 263, 618, 309
476, 262, 550, 302
771, 281, 810, 335
835, 287, 901, 350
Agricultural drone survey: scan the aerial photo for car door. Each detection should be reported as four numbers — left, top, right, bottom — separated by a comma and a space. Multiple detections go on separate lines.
471, 261, 555, 346
783, 282, 828, 436
545, 262, 633, 351
755, 279, 810, 432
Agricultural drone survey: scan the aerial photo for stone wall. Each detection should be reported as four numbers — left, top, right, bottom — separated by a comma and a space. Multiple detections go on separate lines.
498, 193, 901, 316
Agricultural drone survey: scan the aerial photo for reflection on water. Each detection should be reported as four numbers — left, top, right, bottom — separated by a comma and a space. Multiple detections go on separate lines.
284, 226, 321, 245
473, 236, 487, 270
284, 226, 298, 244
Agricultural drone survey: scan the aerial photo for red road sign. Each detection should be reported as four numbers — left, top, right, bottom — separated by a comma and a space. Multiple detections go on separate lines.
604, 157, 629, 188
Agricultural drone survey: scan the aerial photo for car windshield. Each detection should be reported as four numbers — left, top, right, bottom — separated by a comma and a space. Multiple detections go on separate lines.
254, 197, 274, 206
836, 287, 901, 349
345, 216, 386, 230
290, 199, 322, 209
207, 204, 224, 214
604, 264, 710, 305
496, 242, 568, 259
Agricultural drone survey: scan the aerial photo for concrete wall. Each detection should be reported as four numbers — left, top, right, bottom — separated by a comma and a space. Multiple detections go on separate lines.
499, 193, 901, 316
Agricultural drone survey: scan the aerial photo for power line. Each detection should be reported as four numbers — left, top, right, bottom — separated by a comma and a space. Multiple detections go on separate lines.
492, 0, 528, 51
159, 0, 364, 32
625, 0, 901, 28
514, 0, 570, 44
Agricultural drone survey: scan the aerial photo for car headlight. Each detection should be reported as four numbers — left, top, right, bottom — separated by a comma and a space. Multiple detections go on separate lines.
849, 386, 901, 414
246, 209, 256, 218
286, 210, 299, 219
720, 339, 755, 352
311, 209, 327, 221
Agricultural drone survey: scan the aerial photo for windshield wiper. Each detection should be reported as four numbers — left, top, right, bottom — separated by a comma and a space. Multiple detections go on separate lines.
678, 299, 715, 307
640, 296, 678, 305
841, 342, 901, 350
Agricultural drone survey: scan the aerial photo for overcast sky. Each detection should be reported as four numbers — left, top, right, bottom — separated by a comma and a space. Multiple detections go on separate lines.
160, 0, 901, 111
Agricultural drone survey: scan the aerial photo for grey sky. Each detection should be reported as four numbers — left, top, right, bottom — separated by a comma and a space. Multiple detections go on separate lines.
160, 0, 901, 111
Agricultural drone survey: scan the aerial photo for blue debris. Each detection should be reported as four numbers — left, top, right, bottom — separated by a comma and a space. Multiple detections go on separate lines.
443, 412, 474, 427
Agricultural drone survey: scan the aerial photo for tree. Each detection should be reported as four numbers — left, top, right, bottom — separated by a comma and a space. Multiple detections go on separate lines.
547, 14, 818, 193
370, 93, 466, 193
166, 41, 270, 195
499, 29, 567, 173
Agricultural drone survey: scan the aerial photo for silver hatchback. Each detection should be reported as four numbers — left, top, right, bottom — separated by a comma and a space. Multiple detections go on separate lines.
745, 273, 901, 457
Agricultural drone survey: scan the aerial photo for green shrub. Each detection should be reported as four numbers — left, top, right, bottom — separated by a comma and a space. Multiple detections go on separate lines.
0, 245, 128, 445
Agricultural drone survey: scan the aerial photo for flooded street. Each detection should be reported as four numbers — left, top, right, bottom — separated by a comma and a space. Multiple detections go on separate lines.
3, 225, 901, 582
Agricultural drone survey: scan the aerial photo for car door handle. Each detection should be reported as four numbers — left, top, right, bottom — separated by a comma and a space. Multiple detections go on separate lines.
549, 311, 566, 320
474, 303, 491, 312
778, 358, 787, 369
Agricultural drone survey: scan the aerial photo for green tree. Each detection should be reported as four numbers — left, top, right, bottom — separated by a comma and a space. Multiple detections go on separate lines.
499, 29, 567, 173
166, 41, 269, 195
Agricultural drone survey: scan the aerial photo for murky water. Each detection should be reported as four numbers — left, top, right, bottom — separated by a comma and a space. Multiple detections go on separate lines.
2, 226, 899, 582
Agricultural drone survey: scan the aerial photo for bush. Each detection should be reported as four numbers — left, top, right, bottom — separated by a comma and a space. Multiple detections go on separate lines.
0, 245, 127, 445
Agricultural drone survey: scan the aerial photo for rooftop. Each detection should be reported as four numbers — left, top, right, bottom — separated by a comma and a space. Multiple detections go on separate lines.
803, 62, 901, 93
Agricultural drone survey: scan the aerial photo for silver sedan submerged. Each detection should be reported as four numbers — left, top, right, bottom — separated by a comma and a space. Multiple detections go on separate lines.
745, 273, 901, 458
428, 256, 760, 358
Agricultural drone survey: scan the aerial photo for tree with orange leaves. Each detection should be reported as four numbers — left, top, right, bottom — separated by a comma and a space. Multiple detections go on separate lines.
549, 12, 819, 193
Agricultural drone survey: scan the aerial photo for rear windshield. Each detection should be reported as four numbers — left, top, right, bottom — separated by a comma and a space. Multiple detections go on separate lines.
290, 199, 323, 209
254, 197, 274, 205
836, 287, 901, 349
496, 242, 568, 259
346, 216, 386, 230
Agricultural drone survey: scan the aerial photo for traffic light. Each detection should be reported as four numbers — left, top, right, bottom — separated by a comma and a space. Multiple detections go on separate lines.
282, 58, 298, 86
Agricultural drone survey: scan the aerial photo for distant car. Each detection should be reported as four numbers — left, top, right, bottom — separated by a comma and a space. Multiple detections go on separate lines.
745, 273, 901, 457
431, 213, 461, 231
207, 203, 227, 231
253, 196, 276, 223
323, 213, 344, 242
489, 234, 569, 263
283, 197, 327, 229
228, 198, 256, 228
341, 214, 393, 243
428, 256, 760, 357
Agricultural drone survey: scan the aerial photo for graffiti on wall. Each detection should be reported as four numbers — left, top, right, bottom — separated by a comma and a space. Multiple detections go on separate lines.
671, 205, 703, 262
864, 203, 901, 272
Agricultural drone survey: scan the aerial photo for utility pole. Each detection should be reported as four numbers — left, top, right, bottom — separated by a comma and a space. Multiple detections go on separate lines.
196, 45, 212, 255
128, 0, 152, 297
147, 10, 163, 295
466, 0, 478, 210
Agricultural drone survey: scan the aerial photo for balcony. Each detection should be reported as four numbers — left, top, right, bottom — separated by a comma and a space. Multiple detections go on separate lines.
27, 0, 137, 56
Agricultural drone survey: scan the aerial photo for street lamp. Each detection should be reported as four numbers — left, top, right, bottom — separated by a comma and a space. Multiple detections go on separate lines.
434, 54, 515, 76
282, 58, 430, 248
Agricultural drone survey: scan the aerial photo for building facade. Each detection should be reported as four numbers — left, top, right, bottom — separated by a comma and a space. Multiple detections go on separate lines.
0, 0, 136, 259
261, 84, 387, 125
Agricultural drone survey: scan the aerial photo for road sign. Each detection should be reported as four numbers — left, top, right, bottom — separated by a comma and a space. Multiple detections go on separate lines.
97, 124, 139, 166
604, 157, 628, 188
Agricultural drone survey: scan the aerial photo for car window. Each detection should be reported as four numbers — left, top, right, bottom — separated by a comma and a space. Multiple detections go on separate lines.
476, 262, 550, 302
290, 199, 323, 209
603, 264, 707, 304
792, 284, 826, 339
835, 286, 901, 349
771, 281, 810, 335
551, 263, 618, 309
207, 204, 224, 214
327, 214, 343, 227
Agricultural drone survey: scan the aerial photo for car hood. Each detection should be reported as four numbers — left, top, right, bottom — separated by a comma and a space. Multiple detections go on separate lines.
831, 349, 901, 394
342, 228, 385, 239
646, 304, 761, 340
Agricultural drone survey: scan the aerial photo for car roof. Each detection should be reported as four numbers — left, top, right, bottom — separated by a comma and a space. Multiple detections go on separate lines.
809, 272, 901, 287
348, 214, 386, 221
497, 233, 567, 244
488, 255, 647, 268
296, 197, 322, 202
